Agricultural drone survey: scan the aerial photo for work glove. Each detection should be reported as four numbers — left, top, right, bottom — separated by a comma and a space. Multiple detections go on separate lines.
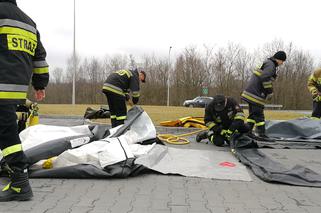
220, 129, 233, 140
266, 93, 273, 101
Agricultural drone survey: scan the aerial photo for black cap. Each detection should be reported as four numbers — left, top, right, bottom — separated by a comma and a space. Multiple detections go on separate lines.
273, 51, 287, 61
213, 95, 226, 111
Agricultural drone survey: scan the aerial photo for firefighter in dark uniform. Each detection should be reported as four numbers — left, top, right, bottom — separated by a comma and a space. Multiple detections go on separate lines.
196, 95, 249, 146
307, 68, 321, 119
102, 68, 146, 128
241, 51, 286, 139
0, 0, 49, 201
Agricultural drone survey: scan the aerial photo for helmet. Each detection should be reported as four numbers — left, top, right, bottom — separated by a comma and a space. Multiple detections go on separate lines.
213, 95, 226, 111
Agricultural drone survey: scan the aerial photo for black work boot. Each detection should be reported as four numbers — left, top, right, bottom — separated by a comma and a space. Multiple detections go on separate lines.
0, 167, 33, 202
256, 125, 275, 142
245, 123, 256, 139
196, 131, 208, 142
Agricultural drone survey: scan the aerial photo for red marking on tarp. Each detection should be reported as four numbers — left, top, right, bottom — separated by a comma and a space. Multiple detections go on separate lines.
219, 162, 236, 167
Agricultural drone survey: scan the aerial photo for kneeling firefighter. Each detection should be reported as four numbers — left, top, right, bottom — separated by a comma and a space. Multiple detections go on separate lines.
196, 95, 249, 146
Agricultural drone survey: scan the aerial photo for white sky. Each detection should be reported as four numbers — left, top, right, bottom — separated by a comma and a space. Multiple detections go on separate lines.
17, 0, 321, 69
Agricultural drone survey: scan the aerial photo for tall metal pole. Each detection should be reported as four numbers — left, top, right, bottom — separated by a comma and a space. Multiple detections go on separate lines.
72, 0, 76, 105
167, 46, 172, 107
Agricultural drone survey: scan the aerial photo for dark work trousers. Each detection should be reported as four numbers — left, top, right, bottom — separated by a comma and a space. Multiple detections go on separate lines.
0, 105, 28, 169
247, 103, 265, 129
312, 101, 321, 118
105, 91, 127, 128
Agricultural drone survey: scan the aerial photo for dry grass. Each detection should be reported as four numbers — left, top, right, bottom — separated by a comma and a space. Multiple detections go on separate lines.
38, 104, 307, 125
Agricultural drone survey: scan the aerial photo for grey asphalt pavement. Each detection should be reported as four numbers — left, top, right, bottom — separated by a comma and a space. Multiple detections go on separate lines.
1, 116, 321, 213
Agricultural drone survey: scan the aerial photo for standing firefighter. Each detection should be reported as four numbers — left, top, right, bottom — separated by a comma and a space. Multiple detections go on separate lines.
0, 0, 49, 201
241, 51, 286, 139
307, 68, 321, 119
196, 95, 249, 146
102, 68, 146, 128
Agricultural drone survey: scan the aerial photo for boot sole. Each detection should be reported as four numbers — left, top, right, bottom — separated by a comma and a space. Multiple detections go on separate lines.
0, 191, 33, 202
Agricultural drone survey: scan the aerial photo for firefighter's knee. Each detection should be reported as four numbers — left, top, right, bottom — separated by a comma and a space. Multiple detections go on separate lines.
210, 134, 225, 147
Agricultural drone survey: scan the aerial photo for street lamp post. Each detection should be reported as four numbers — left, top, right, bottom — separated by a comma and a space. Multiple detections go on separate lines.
72, 0, 76, 105
167, 46, 172, 107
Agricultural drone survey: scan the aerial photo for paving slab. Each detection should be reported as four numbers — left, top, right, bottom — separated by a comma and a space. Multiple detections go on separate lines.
1, 116, 321, 213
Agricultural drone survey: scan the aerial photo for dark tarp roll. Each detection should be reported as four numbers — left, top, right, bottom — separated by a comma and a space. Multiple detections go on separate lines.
29, 158, 152, 178
232, 133, 321, 187
266, 117, 321, 139
84, 106, 110, 119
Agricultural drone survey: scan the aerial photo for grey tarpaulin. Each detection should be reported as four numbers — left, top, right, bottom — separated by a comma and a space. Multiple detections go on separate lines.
136, 144, 251, 181
232, 117, 321, 187
266, 117, 321, 139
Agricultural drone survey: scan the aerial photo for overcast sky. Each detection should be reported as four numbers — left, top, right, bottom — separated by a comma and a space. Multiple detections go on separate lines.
17, 0, 320, 69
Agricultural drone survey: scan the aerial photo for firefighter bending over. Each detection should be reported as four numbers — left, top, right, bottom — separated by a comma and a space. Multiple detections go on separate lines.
0, 0, 49, 201
241, 51, 286, 140
102, 67, 146, 128
196, 95, 249, 146
307, 68, 321, 119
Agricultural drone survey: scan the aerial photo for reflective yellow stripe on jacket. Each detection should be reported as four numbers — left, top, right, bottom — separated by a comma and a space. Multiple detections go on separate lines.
0, 84, 28, 100
102, 83, 125, 96
2, 144, 23, 157
0, 19, 38, 56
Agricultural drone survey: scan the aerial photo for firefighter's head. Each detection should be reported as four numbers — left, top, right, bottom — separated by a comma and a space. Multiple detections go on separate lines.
0, 0, 17, 5
273, 51, 286, 66
213, 95, 226, 111
137, 67, 146, 83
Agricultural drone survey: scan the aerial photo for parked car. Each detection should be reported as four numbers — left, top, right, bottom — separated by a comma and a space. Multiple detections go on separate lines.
183, 96, 213, 108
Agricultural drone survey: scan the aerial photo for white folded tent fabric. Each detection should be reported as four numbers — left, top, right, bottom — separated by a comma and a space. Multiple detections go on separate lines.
1, 109, 252, 181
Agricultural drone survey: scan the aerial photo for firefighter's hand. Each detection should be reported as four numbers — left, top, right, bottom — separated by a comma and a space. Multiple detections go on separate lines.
125, 94, 130, 101
35, 90, 45, 101
221, 129, 233, 140
266, 93, 273, 100
127, 98, 134, 106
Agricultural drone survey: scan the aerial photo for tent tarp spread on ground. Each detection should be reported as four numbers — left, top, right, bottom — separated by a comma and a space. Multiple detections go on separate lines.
232, 117, 321, 187
0, 106, 252, 181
